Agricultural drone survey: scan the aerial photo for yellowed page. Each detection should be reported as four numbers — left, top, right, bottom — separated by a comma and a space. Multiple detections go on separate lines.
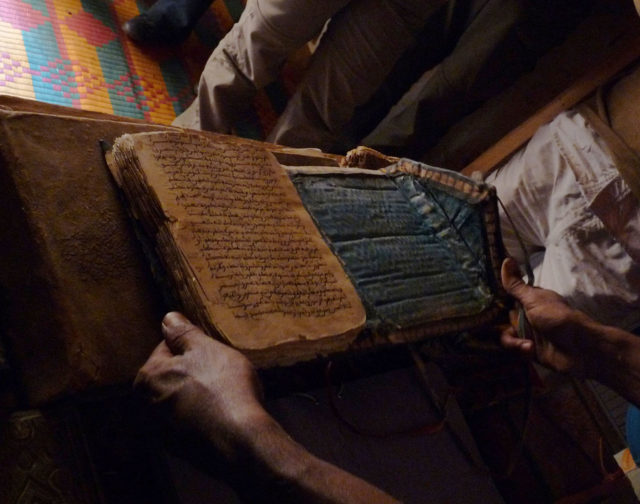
123, 131, 365, 352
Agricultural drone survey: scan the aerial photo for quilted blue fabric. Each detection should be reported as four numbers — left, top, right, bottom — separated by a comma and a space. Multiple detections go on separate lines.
291, 162, 496, 333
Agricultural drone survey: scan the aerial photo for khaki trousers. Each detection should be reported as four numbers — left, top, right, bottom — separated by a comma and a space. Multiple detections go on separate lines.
173, 0, 443, 151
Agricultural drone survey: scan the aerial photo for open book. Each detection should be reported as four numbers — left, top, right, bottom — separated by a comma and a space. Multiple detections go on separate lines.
106, 131, 506, 366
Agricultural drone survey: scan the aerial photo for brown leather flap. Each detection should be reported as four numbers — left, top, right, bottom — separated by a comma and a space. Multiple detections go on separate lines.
0, 103, 170, 405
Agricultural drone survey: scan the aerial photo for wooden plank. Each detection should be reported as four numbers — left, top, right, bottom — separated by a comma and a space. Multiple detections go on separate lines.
462, 30, 640, 176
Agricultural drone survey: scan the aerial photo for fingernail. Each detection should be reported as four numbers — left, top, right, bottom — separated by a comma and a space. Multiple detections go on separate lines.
503, 257, 522, 277
162, 311, 189, 329
520, 340, 533, 351
503, 256, 515, 269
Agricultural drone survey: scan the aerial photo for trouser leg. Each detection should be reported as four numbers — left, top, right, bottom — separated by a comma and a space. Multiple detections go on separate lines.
362, 0, 521, 156
364, 0, 592, 158
267, 0, 443, 152
173, 0, 350, 132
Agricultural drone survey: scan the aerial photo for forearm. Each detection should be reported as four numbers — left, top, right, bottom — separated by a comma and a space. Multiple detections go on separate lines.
217, 410, 400, 504
583, 319, 640, 408
140, 314, 399, 502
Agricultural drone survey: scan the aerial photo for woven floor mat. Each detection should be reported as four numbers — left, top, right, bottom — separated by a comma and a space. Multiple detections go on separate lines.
0, 0, 293, 136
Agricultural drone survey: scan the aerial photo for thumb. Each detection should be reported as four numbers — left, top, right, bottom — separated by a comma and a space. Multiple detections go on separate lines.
501, 257, 534, 306
161, 311, 201, 355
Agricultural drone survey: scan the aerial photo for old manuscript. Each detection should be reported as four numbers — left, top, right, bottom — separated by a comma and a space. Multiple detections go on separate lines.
108, 131, 365, 365
107, 130, 508, 365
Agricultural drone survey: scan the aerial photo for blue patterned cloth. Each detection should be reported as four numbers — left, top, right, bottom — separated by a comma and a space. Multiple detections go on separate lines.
291, 162, 500, 335
628, 405, 640, 463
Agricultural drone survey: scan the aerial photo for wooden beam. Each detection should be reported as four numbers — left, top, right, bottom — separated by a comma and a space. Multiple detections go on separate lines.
462, 29, 640, 176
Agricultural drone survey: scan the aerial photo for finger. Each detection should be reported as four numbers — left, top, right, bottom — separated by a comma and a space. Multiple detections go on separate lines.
161, 311, 206, 355
500, 327, 534, 355
134, 340, 173, 389
147, 339, 174, 361
501, 258, 533, 305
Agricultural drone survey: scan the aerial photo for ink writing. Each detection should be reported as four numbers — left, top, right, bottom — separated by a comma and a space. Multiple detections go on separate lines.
149, 134, 351, 320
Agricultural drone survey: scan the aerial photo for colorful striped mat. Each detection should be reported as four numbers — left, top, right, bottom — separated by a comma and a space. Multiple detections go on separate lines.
0, 0, 297, 137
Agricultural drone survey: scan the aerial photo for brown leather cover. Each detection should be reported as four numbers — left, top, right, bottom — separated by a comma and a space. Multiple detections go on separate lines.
0, 98, 347, 406
0, 100, 170, 406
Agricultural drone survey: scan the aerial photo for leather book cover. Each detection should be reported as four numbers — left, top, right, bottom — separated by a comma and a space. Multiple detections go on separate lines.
0, 106, 167, 406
